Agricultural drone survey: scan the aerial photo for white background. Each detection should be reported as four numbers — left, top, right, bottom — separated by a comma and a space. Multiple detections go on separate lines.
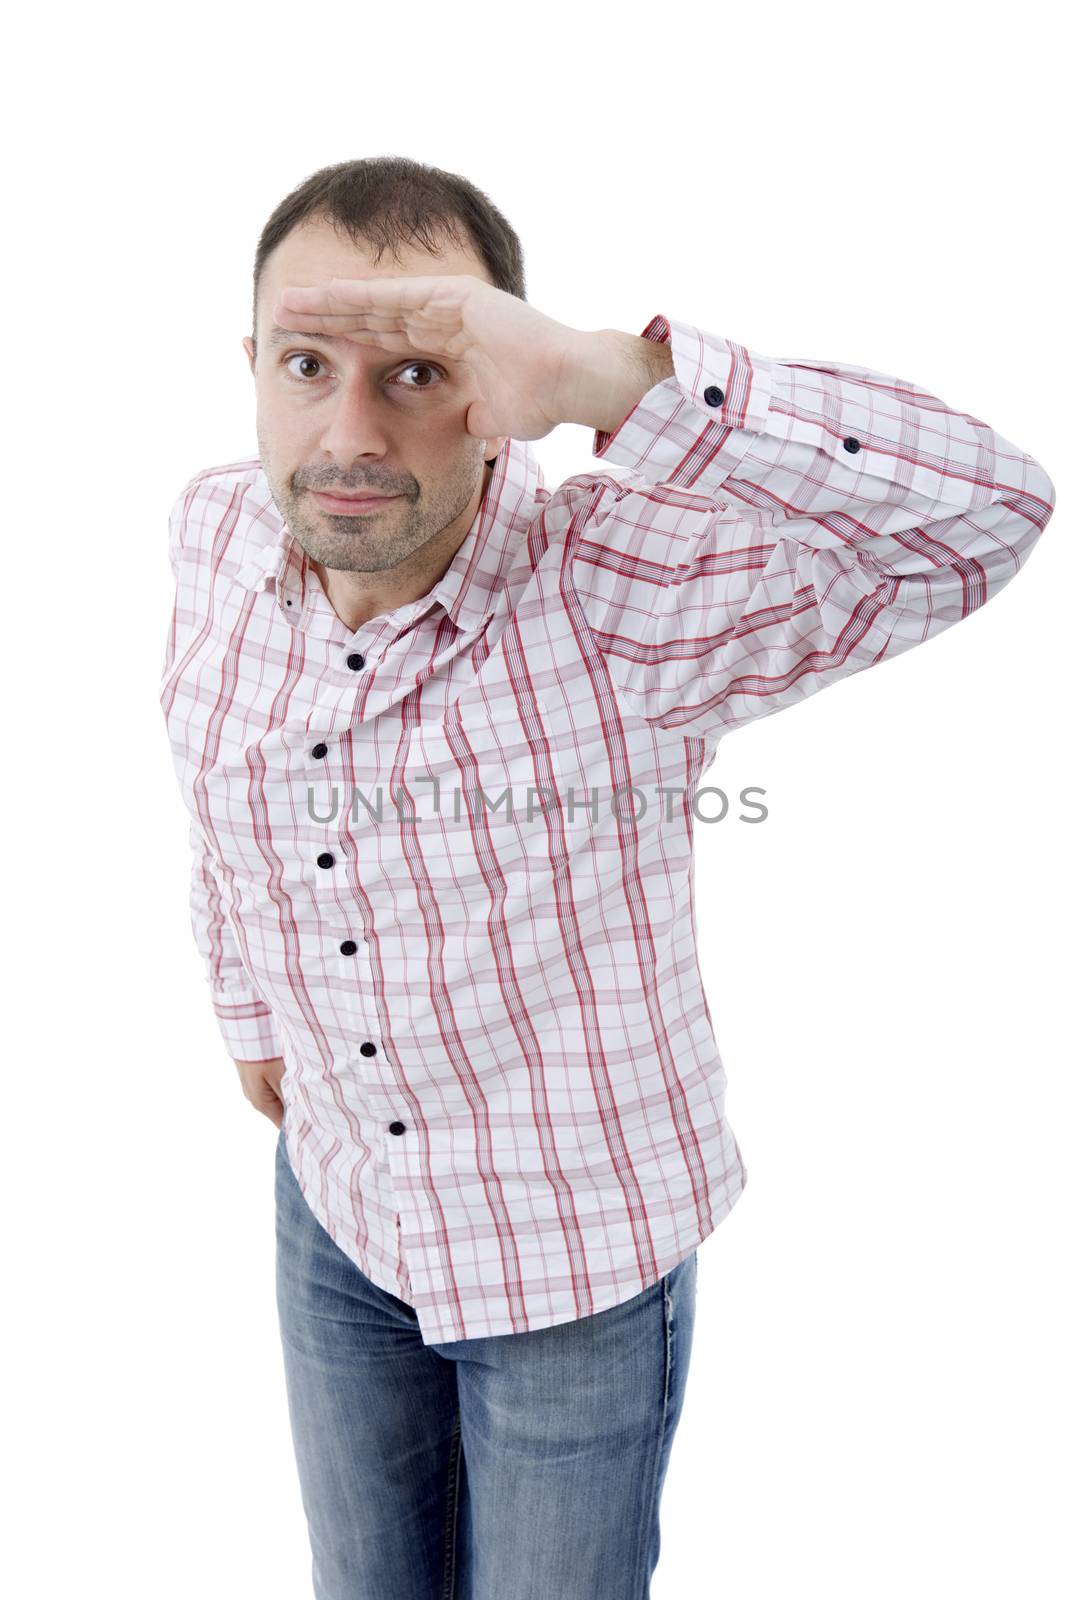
6, 1, 1063, 1595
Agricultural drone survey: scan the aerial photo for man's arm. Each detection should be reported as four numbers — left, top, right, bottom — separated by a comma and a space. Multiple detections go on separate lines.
186, 784, 288, 1125
162, 477, 285, 1065
563, 315, 1055, 741
558, 326, 677, 437
186, 818, 285, 1063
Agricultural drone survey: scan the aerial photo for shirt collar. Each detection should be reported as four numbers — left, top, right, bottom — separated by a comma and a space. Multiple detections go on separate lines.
233, 437, 546, 636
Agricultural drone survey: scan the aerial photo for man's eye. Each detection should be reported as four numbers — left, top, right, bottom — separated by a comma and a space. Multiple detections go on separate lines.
282, 353, 325, 381
393, 362, 445, 389
281, 354, 444, 389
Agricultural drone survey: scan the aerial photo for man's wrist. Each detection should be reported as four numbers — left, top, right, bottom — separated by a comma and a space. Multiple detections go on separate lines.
556, 328, 676, 434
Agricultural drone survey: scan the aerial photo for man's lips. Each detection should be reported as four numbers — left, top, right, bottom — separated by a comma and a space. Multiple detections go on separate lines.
310, 489, 400, 514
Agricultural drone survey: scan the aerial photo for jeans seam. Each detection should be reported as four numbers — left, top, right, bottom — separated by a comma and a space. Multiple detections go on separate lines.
629, 1273, 674, 1598
441, 1408, 463, 1600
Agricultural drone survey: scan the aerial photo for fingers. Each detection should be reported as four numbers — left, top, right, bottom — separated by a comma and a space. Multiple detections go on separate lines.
273, 273, 462, 341
271, 312, 461, 367
273, 314, 412, 337
270, 273, 485, 370
277, 274, 453, 312
253, 1088, 283, 1127
235, 1057, 285, 1126
272, 325, 451, 365
274, 284, 413, 325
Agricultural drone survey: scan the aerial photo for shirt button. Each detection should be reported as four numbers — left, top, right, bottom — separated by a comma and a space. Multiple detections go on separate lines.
339, 939, 358, 955
346, 652, 365, 670
703, 384, 725, 407
317, 851, 335, 868
388, 1121, 406, 1135
311, 742, 329, 759
360, 1041, 377, 1057
843, 436, 862, 453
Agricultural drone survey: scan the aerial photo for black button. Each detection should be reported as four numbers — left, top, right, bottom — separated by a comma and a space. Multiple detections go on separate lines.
360, 1041, 377, 1057
317, 852, 335, 869
346, 652, 365, 671
339, 939, 358, 955
703, 384, 725, 407
843, 436, 862, 453
311, 742, 328, 759
388, 1121, 406, 1135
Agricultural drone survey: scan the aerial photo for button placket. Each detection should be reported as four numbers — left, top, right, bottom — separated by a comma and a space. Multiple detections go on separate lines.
304, 652, 408, 1143
305, 645, 368, 973
304, 728, 367, 1017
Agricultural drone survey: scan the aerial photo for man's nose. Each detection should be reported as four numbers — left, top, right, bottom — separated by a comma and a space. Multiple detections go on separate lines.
318, 381, 392, 460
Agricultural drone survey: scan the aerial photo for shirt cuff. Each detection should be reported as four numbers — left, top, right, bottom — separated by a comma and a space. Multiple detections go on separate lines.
211, 992, 285, 1062
592, 313, 780, 491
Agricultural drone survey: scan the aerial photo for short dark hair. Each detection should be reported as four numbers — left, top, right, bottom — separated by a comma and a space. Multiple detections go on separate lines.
251, 154, 526, 353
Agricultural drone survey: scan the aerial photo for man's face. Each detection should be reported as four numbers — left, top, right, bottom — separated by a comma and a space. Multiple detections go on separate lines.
242, 215, 504, 579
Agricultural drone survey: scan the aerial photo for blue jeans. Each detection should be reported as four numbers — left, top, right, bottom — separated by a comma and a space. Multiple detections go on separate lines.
274, 1127, 698, 1600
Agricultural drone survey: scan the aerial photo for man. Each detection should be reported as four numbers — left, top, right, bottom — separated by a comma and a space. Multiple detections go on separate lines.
159, 157, 1055, 1599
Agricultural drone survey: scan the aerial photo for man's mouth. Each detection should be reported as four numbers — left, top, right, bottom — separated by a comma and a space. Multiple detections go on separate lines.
310, 490, 400, 514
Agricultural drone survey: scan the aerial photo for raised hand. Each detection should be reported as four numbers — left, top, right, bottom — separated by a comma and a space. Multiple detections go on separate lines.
272, 272, 587, 444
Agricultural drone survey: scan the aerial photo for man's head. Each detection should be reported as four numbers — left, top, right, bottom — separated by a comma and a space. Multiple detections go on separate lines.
243, 157, 526, 590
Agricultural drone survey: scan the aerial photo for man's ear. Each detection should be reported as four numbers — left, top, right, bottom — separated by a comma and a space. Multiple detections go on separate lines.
242, 335, 255, 373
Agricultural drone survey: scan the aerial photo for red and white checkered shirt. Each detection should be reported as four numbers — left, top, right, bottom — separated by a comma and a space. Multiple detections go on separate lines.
159, 312, 1055, 1344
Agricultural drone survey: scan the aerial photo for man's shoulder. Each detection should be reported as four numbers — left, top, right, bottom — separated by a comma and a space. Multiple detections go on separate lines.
171, 455, 264, 520
167, 456, 274, 577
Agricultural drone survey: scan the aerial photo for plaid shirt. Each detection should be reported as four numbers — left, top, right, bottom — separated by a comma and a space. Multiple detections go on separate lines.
159, 312, 1055, 1343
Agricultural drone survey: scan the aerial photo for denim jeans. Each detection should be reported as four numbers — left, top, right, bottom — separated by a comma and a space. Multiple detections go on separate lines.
274, 1126, 698, 1600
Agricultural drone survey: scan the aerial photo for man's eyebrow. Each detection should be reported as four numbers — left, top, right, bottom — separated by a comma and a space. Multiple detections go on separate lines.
266, 326, 350, 349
